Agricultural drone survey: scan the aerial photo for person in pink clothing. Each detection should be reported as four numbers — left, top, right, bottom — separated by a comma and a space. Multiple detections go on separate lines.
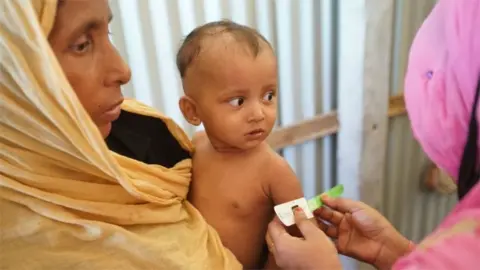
266, 0, 480, 269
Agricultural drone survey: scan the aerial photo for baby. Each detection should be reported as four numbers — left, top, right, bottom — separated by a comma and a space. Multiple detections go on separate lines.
177, 20, 304, 269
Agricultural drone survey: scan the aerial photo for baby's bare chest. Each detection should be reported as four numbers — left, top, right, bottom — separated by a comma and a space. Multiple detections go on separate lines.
196, 170, 266, 203
190, 158, 272, 217
190, 140, 276, 216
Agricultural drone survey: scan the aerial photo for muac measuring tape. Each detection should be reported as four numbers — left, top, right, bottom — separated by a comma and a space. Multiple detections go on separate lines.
273, 184, 344, 226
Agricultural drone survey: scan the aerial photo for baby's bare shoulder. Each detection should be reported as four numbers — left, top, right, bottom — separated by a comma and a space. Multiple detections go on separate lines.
191, 131, 214, 168
253, 143, 291, 176
258, 144, 303, 203
262, 143, 288, 164
192, 131, 208, 147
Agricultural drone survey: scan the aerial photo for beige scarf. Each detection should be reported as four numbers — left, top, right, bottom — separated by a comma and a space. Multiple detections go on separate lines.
0, 0, 240, 269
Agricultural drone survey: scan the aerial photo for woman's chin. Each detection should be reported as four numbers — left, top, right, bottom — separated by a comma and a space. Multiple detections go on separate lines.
99, 123, 112, 139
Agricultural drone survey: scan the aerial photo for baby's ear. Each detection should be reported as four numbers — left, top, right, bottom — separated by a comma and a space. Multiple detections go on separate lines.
179, 96, 201, 126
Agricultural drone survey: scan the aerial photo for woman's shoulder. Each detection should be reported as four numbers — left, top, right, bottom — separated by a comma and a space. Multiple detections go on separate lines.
393, 197, 480, 270
393, 229, 479, 270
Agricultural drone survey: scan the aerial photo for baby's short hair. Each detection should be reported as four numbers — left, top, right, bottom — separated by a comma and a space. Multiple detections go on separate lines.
176, 19, 272, 78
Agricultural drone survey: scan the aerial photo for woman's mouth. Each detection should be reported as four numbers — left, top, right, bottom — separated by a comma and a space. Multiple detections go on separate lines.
102, 99, 124, 122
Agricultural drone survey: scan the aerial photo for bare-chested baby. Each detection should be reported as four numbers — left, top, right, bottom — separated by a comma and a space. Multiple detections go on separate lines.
177, 20, 304, 269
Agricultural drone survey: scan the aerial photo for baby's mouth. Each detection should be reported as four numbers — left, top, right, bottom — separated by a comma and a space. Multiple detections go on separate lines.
245, 129, 265, 138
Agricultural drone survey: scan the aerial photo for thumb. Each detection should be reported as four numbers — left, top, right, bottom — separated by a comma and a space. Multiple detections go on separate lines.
293, 207, 323, 240
267, 217, 289, 245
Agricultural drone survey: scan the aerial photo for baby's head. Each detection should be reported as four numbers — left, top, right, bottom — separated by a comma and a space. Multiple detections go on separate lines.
177, 20, 277, 152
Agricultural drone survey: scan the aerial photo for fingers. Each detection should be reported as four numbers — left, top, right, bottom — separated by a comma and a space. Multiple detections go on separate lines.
266, 230, 275, 253
332, 238, 341, 251
314, 206, 344, 226
267, 217, 289, 249
321, 195, 363, 214
317, 221, 339, 238
313, 204, 344, 239
292, 207, 326, 242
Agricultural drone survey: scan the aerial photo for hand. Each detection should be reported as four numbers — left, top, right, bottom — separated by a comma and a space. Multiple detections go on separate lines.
315, 196, 413, 270
266, 207, 342, 270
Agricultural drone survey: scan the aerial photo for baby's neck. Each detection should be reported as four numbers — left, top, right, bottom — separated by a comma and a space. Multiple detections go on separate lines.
210, 140, 265, 156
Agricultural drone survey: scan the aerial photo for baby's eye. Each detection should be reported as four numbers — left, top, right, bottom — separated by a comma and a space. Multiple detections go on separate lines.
229, 97, 245, 107
263, 91, 275, 102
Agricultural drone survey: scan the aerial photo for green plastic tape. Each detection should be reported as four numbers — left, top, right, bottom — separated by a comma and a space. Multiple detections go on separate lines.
307, 184, 344, 211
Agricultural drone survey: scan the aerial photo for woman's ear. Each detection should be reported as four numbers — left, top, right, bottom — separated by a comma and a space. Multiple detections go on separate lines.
179, 96, 202, 126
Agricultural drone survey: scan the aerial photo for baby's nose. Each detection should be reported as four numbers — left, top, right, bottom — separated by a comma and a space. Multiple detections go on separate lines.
248, 104, 265, 122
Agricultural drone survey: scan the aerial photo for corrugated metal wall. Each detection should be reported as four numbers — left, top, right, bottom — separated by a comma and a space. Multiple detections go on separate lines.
386, 0, 457, 243
109, 0, 456, 265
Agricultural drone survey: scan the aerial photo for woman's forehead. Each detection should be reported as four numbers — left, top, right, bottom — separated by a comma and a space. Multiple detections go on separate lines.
51, 0, 111, 37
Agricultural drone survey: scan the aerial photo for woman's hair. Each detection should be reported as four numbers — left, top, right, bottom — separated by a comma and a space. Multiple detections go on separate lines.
457, 78, 480, 199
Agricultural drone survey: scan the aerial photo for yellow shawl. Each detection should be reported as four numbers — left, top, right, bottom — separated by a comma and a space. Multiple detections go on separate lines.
0, 0, 241, 269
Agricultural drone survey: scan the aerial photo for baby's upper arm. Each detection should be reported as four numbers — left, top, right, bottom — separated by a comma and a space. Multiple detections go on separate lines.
264, 151, 304, 205
262, 150, 305, 245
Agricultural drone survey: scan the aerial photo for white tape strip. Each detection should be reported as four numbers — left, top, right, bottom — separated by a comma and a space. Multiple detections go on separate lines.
273, 197, 313, 226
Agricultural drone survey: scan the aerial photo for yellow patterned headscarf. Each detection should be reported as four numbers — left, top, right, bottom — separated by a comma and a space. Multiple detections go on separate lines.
0, 0, 240, 269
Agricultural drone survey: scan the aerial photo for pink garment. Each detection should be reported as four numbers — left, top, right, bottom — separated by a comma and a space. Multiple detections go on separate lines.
395, 0, 480, 269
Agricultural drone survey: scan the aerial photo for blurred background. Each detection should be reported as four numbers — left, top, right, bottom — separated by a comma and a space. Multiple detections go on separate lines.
109, 0, 455, 269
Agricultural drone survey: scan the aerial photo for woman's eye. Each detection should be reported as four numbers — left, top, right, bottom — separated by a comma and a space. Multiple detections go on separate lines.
74, 41, 91, 53
229, 97, 245, 107
71, 37, 92, 54
263, 91, 275, 102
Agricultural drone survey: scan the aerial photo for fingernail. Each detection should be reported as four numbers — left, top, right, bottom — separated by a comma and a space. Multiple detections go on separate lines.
293, 207, 306, 217
290, 205, 302, 212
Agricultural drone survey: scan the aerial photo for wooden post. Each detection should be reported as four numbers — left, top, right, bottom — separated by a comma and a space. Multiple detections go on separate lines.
360, 0, 395, 212
337, 0, 395, 269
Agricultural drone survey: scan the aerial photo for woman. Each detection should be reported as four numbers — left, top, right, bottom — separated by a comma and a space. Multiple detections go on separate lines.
0, 0, 241, 269
268, 0, 480, 269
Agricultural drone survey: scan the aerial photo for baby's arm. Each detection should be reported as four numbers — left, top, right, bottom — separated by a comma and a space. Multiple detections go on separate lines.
265, 151, 304, 206
263, 151, 304, 269
265, 151, 305, 238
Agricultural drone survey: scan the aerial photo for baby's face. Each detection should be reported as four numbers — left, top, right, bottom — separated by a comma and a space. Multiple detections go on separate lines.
186, 45, 277, 152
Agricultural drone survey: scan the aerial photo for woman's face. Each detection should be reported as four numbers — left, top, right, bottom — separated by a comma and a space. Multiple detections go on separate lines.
48, 0, 131, 138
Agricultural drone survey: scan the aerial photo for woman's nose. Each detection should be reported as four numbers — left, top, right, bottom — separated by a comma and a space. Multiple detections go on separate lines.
105, 46, 132, 87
